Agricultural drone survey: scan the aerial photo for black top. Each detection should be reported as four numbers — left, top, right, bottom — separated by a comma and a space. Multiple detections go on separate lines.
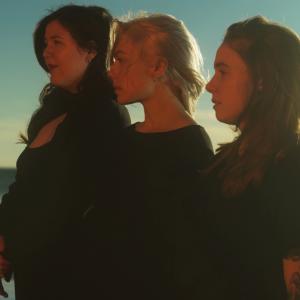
124, 123, 213, 195
0, 87, 130, 299
194, 142, 300, 300
100, 123, 214, 299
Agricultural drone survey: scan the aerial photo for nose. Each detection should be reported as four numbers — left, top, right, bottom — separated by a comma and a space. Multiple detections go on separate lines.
43, 43, 52, 60
108, 63, 116, 81
107, 68, 113, 80
206, 75, 215, 94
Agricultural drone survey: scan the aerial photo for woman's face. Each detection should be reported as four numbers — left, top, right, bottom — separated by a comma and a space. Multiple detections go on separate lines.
43, 20, 94, 93
108, 35, 156, 105
206, 43, 254, 127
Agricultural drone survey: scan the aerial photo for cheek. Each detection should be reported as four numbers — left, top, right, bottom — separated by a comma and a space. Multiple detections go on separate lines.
126, 76, 153, 101
123, 68, 145, 89
235, 79, 253, 108
76, 60, 89, 75
227, 74, 251, 102
68, 56, 88, 77
226, 81, 252, 122
113, 65, 130, 86
215, 84, 248, 124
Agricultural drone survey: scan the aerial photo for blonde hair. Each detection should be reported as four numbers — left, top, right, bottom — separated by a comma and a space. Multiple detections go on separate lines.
113, 13, 206, 115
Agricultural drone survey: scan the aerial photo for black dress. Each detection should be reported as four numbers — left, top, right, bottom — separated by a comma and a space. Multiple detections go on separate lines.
0, 87, 130, 300
198, 141, 300, 300
89, 123, 213, 299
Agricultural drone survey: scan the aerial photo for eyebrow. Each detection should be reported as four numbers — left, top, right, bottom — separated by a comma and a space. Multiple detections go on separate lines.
45, 35, 64, 41
214, 62, 229, 69
114, 49, 127, 56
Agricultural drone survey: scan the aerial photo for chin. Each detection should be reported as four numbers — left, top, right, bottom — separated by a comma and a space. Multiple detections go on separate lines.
215, 113, 229, 125
216, 115, 237, 126
50, 78, 57, 85
50, 78, 63, 88
117, 96, 133, 105
116, 98, 127, 105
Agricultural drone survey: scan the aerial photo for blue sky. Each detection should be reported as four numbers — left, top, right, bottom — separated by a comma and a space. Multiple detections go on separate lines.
1, 0, 300, 167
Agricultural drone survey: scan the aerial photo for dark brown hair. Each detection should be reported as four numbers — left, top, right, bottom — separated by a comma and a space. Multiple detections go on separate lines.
21, 5, 114, 144
34, 4, 113, 92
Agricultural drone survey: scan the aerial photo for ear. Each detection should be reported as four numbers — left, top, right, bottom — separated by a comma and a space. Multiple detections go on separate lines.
149, 56, 168, 79
86, 40, 98, 63
86, 49, 97, 63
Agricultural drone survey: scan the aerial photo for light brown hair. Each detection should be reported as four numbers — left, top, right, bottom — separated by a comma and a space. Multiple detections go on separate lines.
212, 16, 300, 197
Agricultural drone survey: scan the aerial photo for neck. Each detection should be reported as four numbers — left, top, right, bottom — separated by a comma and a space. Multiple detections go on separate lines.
136, 83, 196, 133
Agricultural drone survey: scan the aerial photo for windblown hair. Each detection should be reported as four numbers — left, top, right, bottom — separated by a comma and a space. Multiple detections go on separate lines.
21, 5, 114, 144
112, 13, 206, 115
212, 16, 300, 197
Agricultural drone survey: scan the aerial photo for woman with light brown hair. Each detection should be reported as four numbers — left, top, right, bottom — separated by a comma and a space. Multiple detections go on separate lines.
204, 16, 300, 299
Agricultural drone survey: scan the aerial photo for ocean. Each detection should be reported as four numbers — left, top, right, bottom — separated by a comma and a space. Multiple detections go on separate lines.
0, 168, 15, 201
0, 168, 16, 300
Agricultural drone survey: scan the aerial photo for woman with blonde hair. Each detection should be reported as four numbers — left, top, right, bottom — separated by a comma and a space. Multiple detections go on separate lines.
104, 13, 213, 299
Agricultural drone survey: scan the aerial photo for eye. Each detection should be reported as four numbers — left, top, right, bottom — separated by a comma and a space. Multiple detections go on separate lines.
115, 56, 123, 63
114, 53, 127, 64
53, 39, 62, 45
218, 68, 228, 76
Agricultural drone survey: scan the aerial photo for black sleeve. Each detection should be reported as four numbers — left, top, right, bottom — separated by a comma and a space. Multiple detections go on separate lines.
277, 165, 300, 253
264, 151, 300, 255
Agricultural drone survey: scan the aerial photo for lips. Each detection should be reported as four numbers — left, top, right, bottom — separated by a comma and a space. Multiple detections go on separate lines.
46, 63, 58, 72
212, 98, 221, 109
212, 97, 221, 104
113, 86, 121, 92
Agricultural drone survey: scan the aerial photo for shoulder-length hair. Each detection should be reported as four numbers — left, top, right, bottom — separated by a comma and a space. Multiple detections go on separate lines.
112, 13, 206, 115
21, 5, 114, 144
34, 4, 113, 93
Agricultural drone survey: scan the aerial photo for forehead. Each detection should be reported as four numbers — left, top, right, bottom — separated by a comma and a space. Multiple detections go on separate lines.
215, 43, 248, 71
114, 34, 159, 60
45, 20, 70, 38
114, 35, 142, 55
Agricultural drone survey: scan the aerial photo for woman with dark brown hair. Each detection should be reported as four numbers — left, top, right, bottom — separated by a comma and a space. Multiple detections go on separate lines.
0, 5, 130, 299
